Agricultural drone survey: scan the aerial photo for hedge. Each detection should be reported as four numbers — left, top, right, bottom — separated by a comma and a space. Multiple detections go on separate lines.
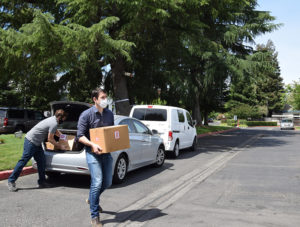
225, 119, 277, 127
245, 121, 277, 126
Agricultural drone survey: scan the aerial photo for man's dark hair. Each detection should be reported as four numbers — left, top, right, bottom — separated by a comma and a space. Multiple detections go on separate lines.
55, 109, 66, 118
91, 88, 107, 100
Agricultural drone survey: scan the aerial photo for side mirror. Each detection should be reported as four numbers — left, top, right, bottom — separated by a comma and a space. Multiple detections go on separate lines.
44, 111, 51, 118
152, 129, 159, 135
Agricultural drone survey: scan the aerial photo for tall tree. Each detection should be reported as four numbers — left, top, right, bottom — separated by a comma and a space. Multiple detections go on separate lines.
256, 40, 284, 116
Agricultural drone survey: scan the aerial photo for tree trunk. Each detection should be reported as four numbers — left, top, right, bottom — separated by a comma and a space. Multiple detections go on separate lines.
111, 56, 131, 116
193, 95, 202, 126
203, 112, 208, 126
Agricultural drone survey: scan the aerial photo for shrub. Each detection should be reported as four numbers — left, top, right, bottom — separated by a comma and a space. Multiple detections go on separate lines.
246, 121, 277, 126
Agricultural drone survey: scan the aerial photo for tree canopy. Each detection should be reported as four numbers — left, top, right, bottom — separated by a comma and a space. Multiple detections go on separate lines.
0, 0, 284, 121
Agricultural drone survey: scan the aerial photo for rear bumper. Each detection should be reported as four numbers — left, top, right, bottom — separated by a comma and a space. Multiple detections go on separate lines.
0, 126, 14, 133
32, 149, 90, 175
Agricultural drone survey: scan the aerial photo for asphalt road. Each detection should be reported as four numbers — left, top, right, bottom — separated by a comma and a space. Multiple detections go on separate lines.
1, 127, 300, 227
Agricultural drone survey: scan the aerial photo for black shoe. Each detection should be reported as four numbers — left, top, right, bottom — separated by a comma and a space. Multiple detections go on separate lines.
8, 181, 17, 192
38, 181, 53, 188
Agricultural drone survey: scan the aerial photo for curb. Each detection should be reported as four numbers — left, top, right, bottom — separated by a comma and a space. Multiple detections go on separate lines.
0, 166, 37, 181
197, 127, 240, 138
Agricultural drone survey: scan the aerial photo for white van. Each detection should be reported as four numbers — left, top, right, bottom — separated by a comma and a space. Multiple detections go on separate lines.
129, 105, 197, 158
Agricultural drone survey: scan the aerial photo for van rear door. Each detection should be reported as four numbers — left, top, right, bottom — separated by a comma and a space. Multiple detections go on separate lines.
131, 107, 168, 135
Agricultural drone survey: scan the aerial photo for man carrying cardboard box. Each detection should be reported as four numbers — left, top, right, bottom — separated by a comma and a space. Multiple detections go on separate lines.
7, 109, 68, 192
77, 88, 114, 227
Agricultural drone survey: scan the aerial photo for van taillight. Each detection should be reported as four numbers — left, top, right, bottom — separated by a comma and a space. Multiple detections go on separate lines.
168, 131, 173, 141
4, 118, 8, 126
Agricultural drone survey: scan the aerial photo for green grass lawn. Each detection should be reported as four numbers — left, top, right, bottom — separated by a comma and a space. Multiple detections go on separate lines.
295, 126, 300, 130
196, 125, 233, 134
0, 134, 31, 171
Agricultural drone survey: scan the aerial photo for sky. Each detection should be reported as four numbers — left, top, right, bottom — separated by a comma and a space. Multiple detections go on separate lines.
254, 0, 300, 85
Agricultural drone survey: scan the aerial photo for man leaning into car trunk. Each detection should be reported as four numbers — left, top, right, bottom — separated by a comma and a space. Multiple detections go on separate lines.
7, 109, 68, 191
77, 88, 114, 227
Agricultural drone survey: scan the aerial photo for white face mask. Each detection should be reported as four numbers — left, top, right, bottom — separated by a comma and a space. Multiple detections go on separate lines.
99, 99, 108, 109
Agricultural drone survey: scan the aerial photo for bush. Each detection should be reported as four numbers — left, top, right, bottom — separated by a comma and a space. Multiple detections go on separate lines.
225, 119, 277, 127
246, 121, 277, 126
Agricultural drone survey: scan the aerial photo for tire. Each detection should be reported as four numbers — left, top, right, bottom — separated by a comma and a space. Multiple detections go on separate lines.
154, 146, 165, 167
191, 137, 197, 151
113, 154, 128, 184
172, 141, 180, 158
46, 171, 61, 179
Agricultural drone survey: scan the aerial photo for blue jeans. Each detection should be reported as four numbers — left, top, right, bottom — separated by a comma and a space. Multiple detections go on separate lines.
8, 138, 46, 185
86, 151, 113, 218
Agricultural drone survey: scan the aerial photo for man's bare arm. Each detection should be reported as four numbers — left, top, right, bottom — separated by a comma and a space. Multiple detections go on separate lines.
48, 133, 65, 150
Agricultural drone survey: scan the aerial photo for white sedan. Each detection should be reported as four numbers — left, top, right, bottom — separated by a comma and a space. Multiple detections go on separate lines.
32, 101, 165, 184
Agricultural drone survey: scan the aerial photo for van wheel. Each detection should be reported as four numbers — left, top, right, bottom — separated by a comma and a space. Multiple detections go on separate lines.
154, 146, 165, 167
191, 137, 197, 151
172, 141, 180, 158
113, 154, 128, 184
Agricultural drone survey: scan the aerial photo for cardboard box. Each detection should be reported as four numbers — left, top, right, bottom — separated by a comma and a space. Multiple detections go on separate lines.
90, 125, 130, 153
45, 134, 76, 151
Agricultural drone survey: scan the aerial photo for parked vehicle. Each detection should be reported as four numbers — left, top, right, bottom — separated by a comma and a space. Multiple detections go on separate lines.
280, 118, 294, 130
129, 105, 197, 158
32, 101, 165, 184
0, 107, 45, 134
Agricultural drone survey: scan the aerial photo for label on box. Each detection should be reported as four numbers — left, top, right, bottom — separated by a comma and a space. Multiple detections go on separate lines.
60, 134, 67, 140
115, 131, 120, 139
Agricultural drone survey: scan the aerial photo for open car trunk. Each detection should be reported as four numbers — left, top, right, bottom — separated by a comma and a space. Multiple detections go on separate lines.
44, 101, 91, 152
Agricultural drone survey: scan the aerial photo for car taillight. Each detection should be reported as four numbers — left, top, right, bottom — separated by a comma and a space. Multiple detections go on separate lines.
4, 118, 8, 126
168, 131, 173, 141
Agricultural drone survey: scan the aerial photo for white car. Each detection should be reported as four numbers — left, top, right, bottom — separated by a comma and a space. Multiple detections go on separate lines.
32, 101, 165, 184
129, 105, 197, 158
280, 118, 294, 130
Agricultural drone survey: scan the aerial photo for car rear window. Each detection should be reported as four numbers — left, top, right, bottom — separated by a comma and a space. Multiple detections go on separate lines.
132, 108, 167, 121
0, 110, 6, 118
8, 109, 25, 118
282, 119, 293, 123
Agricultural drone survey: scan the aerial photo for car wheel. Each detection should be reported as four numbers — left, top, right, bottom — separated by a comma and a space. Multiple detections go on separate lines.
154, 146, 165, 167
46, 171, 61, 179
172, 141, 180, 158
191, 137, 197, 151
113, 154, 128, 184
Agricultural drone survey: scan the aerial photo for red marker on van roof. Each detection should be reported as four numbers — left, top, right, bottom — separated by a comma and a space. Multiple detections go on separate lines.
148, 105, 153, 108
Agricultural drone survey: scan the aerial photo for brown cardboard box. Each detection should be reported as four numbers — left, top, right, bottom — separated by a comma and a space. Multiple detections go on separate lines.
90, 125, 130, 153
45, 135, 76, 150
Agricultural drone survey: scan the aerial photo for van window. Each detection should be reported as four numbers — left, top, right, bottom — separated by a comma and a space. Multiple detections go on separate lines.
0, 110, 6, 118
282, 119, 293, 123
8, 109, 25, 118
132, 108, 167, 121
177, 110, 185, 123
186, 112, 193, 127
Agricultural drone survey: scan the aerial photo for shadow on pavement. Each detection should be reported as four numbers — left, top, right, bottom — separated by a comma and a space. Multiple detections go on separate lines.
37, 163, 174, 189
102, 208, 167, 225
